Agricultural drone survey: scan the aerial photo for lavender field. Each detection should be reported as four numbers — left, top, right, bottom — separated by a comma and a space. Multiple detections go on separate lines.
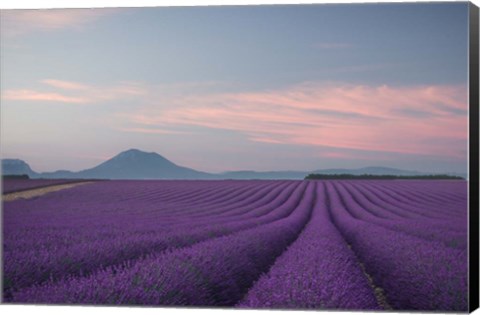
2, 179, 87, 194
2, 179, 468, 311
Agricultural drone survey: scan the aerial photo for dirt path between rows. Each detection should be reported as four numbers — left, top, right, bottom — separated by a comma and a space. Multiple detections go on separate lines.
2, 181, 95, 202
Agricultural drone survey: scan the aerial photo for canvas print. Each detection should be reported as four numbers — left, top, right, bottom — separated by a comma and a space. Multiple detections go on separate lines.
0, 2, 476, 312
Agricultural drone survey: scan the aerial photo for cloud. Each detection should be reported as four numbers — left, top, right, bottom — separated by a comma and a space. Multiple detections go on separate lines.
3, 78, 467, 161
248, 137, 284, 144
42, 79, 89, 90
2, 80, 147, 104
123, 82, 467, 159
1, 8, 117, 38
2, 89, 87, 103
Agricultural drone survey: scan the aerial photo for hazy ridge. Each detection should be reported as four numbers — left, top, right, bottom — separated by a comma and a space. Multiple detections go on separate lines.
1, 149, 467, 180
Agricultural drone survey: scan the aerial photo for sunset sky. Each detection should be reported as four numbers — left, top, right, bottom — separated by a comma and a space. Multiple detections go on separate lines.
0, 2, 469, 173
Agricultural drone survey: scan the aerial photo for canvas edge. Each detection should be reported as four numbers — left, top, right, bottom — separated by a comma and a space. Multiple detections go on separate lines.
469, 1, 480, 313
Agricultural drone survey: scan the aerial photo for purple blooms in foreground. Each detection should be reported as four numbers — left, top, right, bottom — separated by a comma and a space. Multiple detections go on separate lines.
2, 179, 468, 311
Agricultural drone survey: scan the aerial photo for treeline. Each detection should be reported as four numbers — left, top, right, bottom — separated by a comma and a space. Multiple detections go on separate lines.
304, 174, 465, 180
2, 174, 30, 179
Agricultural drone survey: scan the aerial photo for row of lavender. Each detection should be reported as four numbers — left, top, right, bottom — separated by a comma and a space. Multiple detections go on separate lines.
238, 180, 467, 310
2, 179, 468, 311
4, 180, 301, 294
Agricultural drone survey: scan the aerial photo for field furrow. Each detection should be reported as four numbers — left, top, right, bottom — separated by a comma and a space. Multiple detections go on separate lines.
2, 179, 468, 311
10, 182, 316, 305
332, 182, 467, 248
369, 181, 467, 214
325, 182, 468, 311
3, 182, 305, 294
238, 182, 380, 310
353, 181, 455, 219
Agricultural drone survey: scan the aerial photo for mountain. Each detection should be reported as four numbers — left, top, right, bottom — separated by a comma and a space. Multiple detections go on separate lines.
1, 149, 467, 180
1, 159, 38, 178
1, 149, 214, 180
73, 149, 215, 179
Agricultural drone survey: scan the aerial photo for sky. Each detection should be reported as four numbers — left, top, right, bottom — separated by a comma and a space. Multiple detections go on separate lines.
0, 2, 470, 174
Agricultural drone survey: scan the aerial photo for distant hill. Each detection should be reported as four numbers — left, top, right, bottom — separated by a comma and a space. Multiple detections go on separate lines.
305, 173, 464, 180
38, 149, 215, 180
221, 166, 467, 180
309, 167, 466, 180
40, 170, 76, 178
2, 149, 214, 180
74, 149, 215, 179
2, 159, 38, 178
0, 149, 467, 180
310, 166, 423, 177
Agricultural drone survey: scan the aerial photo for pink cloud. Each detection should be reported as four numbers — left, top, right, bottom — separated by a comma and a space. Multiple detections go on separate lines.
1, 9, 117, 38
100, 82, 147, 98
248, 137, 284, 144
126, 82, 467, 159
2, 89, 87, 103
42, 79, 89, 90
4, 77, 466, 161
2, 80, 147, 104
43, 79, 147, 99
